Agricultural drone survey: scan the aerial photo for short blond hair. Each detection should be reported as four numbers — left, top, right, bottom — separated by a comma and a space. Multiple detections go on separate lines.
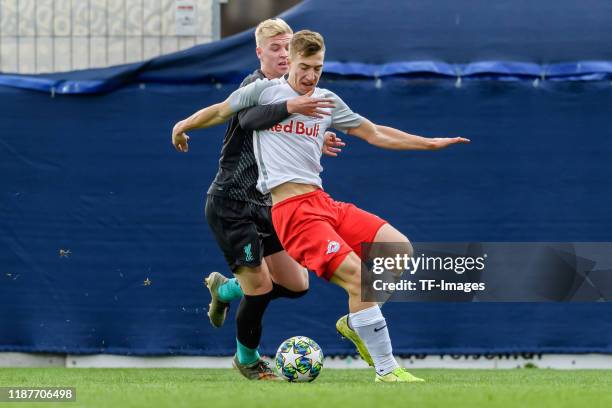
289, 30, 325, 59
255, 18, 293, 47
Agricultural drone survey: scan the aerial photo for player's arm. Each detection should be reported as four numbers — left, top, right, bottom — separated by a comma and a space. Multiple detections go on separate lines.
171, 101, 234, 152
235, 74, 290, 131
327, 92, 468, 150
237, 103, 289, 131
347, 118, 470, 150
236, 102, 345, 156
238, 89, 336, 131
172, 78, 275, 152
175, 101, 234, 132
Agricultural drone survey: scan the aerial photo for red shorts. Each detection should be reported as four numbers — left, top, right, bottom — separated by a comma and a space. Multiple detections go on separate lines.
271, 189, 387, 280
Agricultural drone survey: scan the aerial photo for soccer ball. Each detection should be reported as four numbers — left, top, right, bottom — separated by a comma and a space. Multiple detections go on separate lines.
275, 336, 324, 382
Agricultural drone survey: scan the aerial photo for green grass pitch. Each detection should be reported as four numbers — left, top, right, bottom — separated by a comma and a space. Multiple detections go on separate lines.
1, 368, 612, 408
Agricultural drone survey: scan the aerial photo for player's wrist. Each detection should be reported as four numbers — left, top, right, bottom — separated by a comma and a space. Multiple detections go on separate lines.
426, 139, 439, 150
173, 122, 181, 134
173, 120, 188, 135
286, 99, 296, 114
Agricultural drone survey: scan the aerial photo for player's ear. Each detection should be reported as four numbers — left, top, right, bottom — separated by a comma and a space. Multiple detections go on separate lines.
255, 47, 263, 60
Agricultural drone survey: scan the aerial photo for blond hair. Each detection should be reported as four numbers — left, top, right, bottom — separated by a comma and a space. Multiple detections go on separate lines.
255, 18, 293, 47
289, 30, 325, 59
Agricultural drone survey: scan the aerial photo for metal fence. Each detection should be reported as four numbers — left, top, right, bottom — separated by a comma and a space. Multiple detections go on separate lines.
0, 0, 220, 74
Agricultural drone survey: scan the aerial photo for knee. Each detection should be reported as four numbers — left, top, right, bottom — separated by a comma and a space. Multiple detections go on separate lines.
396, 239, 413, 278
405, 240, 414, 258
246, 277, 271, 294
372, 233, 414, 279
235, 266, 272, 296
380, 236, 413, 278
374, 225, 413, 258
395, 235, 413, 258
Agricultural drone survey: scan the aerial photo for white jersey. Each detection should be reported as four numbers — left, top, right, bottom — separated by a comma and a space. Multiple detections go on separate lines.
228, 77, 363, 194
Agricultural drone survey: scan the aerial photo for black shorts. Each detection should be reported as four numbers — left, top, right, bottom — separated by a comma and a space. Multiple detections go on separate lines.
205, 194, 284, 272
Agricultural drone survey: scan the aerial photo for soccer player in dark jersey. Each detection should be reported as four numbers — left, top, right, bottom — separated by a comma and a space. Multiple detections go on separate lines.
201, 19, 343, 380
172, 30, 469, 382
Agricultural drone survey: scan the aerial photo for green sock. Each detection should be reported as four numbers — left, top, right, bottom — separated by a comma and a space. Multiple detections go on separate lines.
217, 278, 243, 302
236, 339, 260, 365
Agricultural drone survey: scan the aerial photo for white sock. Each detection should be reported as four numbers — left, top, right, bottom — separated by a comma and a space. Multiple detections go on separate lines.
349, 305, 399, 376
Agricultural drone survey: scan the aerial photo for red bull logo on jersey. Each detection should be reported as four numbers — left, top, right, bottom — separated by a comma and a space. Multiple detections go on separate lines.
268, 120, 320, 138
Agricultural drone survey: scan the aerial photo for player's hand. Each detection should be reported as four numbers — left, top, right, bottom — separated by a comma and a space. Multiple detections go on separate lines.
322, 132, 346, 157
429, 137, 470, 150
172, 123, 190, 153
287, 89, 336, 119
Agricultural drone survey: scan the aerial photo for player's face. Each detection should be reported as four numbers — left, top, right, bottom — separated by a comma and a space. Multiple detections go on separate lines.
288, 51, 324, 95
256, 34, 292, 79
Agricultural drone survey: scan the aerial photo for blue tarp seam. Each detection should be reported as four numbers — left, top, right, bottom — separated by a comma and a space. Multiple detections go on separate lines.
1, 60, 612, 95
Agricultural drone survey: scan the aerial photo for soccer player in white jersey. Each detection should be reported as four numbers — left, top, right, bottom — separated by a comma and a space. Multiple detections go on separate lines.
172, 30, 469, 382
201, 19, 349, 381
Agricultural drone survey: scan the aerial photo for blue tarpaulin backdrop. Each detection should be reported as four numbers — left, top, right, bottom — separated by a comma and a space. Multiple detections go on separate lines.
2, 0, 612, 93
1, 0, 612, 355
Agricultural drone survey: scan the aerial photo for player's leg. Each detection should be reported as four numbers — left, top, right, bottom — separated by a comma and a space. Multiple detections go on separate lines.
265, 250, 309, 296
203, 195, 249, 327
203, 195, 279, 380
371, 223, 413, 267
330, 254, 396, 374
372, 223, 412, 247
330, 253, 423, 383
270, 190, 375, 365
324, 202, 385, 364
231, 262, 280, 380
206, 251, 309, 320
333, 202, 412, 307
371, 223, 414, 305
234, 264, 273, 363
227, 265, 280, 380
205, 201, 310, 328
204, 271, 241, 328
257, 203, 309, 297
331, 201, 423, 382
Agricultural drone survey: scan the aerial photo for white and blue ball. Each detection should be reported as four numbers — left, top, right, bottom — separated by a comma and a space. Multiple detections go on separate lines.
275, 336, 324, 382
